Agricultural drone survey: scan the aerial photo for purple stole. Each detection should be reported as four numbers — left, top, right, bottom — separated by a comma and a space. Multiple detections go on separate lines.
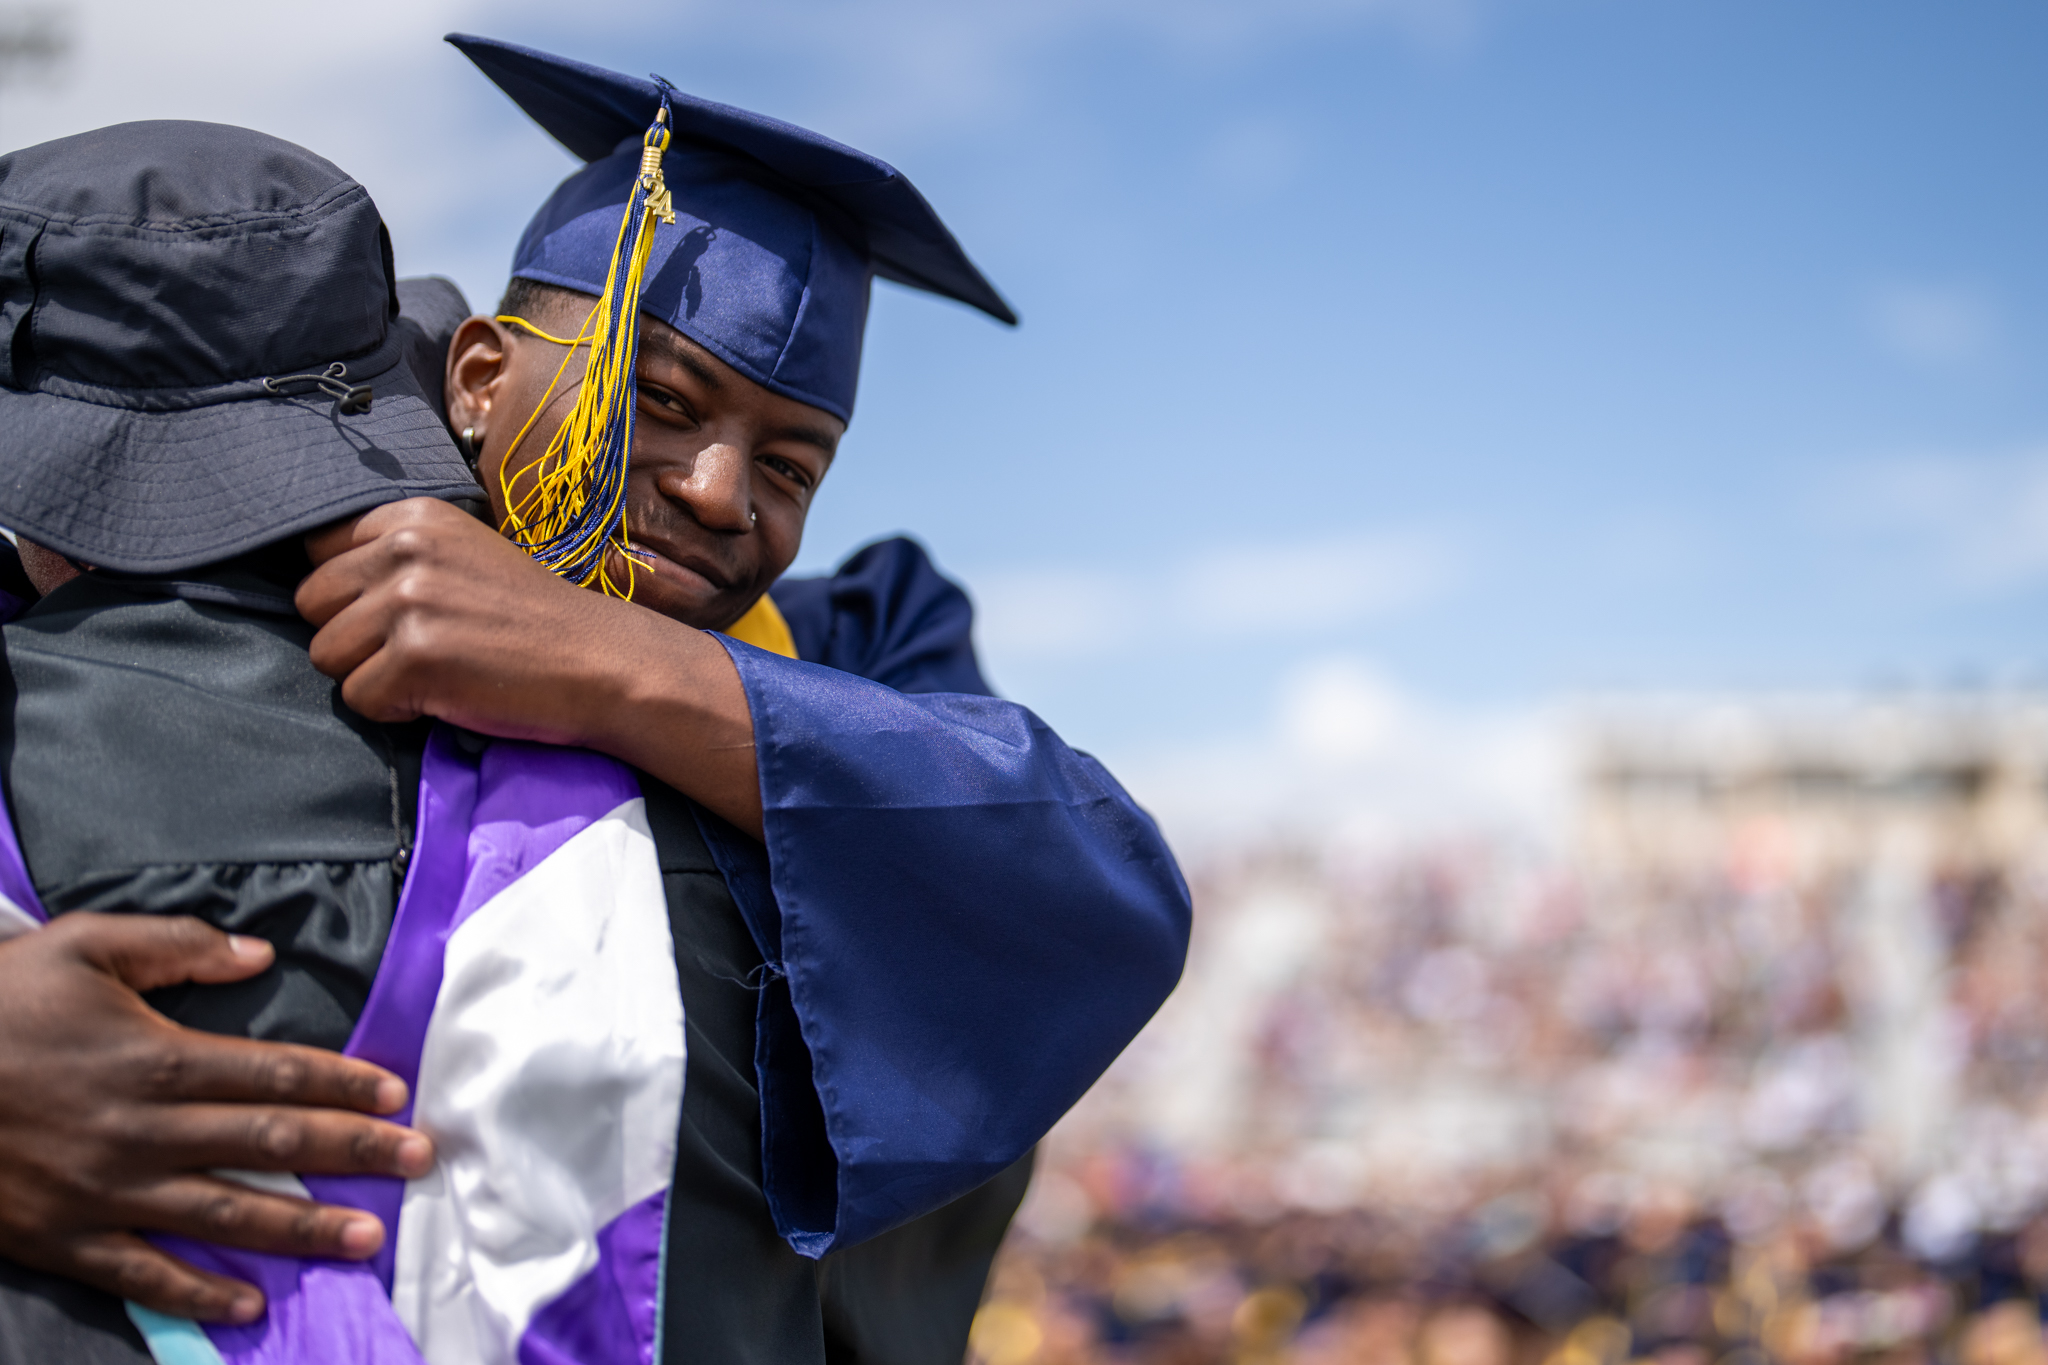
0, 729, 686, 1365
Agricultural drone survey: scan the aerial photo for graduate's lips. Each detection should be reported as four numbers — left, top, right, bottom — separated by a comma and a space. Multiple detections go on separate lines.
626, 535, 738, 595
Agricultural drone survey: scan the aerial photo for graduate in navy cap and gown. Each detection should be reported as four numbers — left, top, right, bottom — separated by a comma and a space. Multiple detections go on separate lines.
0, 35, 1190, 1365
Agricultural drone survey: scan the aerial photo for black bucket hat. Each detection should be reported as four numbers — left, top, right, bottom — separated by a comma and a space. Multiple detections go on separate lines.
0, 120, 479, 573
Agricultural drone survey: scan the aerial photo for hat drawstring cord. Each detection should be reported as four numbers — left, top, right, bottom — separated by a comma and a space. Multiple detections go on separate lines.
263, 361, 373, 416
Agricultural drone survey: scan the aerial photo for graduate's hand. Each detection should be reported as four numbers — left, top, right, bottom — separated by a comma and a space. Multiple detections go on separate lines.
0, 914, 434, 1322
299, 497, 629, 747
299, 497, 764, 835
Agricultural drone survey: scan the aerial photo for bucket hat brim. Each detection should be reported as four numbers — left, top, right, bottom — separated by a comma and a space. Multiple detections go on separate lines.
0, 312, 479, 574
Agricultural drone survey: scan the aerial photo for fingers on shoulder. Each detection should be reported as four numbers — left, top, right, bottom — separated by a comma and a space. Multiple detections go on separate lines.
299, 498, 460, 619
54, 913, 263, 992
152, 1036, 401, 1114
144, 1175, 381, 1261
336, 648, 432, 725
306, 496, 455, 561
67, 1232, 264, 1323
154, 1101, 428, 1178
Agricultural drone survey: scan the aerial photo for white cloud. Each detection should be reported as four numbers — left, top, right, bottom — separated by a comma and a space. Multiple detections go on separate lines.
1866, 283, 1997, 367
0, 0, 1479, 308
625, 0, 1480, 139
969, 529, 1458, 666
1128, 0, 1481, 57
966, 566, 1134, 660
1176, 531, 1449, 628
0, 3, 473, 152
0, 0, 577, 307
1107, 654, 1568, 856
1839, 451, 2048, 592
1277, 657, 1406, 762
966, 567, 1139, 659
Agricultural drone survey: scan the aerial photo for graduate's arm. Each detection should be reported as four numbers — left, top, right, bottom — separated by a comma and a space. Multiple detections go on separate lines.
299, 497, 767, 836
302, 501, 1192, 1249
0, 914, 433, 1322
696, 641, 1193, 1251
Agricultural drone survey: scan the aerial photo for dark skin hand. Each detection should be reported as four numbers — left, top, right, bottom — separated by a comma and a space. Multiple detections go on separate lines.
0, 914, 432, 1322
296, 293, 843, 838
300, 499, 768, 836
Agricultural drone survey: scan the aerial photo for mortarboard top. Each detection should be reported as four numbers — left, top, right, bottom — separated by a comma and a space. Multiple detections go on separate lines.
449, 34, 1015, 424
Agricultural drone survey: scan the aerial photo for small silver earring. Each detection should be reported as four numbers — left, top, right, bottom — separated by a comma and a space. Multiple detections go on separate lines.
458, 426, 483, 471
749, 511, 758, 524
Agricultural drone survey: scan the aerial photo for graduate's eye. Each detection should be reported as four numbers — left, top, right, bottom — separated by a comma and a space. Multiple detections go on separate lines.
757, 453, 814, 493
637, 384, 699, 427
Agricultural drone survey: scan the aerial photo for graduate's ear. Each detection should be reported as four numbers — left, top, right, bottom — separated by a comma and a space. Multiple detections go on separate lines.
444, 316, 514, 434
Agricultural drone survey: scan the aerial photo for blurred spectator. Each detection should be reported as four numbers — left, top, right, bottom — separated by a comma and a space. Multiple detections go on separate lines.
971, 825, 2048, 1364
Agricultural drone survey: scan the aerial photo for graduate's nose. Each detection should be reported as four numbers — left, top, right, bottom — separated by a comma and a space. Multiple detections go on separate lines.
658, 443, 753, 534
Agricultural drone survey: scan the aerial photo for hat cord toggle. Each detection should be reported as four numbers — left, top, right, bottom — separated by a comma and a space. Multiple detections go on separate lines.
262, 361, 373, 416
498, 88, 678, 599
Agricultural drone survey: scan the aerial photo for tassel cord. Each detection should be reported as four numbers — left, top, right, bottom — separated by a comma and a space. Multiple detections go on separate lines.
493, 103, 675, 598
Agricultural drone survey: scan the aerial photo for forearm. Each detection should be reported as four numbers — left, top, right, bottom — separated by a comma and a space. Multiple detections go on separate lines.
582, 610, 764, 838
296, 502, 768, 837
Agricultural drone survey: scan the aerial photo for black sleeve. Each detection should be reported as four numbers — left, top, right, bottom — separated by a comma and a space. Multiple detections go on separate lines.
817, 1155, 1034, 1365
0, 1236, 150, 1362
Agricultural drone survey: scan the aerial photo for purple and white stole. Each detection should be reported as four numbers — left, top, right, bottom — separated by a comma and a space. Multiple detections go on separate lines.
0, 728, 686, 1365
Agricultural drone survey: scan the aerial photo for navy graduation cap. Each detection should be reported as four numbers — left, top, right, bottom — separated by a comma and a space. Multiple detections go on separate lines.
450, 34, 1013, 595
450, 33, 1015, 427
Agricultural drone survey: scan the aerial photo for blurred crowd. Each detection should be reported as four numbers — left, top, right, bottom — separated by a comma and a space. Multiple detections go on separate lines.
970, 837, 2048, 1365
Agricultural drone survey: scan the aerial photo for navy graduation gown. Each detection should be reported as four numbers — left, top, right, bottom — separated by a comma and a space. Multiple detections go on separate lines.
739, 538, 1192, 1252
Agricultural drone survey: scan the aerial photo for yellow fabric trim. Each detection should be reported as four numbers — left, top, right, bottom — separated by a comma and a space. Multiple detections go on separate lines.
725, 594, 799, 659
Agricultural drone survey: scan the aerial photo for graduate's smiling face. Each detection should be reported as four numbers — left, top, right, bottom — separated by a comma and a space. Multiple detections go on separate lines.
444, 285, 841, 631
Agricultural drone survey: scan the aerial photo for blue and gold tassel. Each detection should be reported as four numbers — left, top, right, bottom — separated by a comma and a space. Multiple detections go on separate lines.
498, 93, 678, 597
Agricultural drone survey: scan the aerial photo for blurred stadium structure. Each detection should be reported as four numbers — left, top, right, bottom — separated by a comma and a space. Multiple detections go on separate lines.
975, 693, 2048, 1365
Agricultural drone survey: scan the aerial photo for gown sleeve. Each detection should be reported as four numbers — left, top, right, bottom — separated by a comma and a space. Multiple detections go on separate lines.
695, 539, 1191, 1255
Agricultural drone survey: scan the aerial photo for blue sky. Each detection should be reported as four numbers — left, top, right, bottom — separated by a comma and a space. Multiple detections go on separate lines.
510, 2, 2048, 736
4, 0, 2044, 828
